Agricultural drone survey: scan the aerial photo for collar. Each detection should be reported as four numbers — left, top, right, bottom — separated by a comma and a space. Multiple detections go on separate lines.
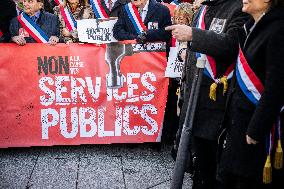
141, 0, 149, 12
28, 10, 41, 23
34, 10, 41, 19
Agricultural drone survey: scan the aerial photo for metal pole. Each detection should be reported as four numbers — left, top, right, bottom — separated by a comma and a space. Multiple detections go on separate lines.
170, 55, 206, 189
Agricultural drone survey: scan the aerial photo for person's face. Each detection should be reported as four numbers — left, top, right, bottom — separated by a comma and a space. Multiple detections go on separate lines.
131, 0, 147, 8
23, 0, 42, 16
242, 0, 270, 16
174, 13, 190, 25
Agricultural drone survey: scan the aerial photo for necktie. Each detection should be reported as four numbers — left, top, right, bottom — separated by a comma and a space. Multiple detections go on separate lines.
108, 0, 112, 11
30, 16, 37, 23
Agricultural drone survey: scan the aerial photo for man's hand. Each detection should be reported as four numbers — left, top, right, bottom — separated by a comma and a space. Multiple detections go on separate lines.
136, 32, 147, 44
48, 36, 59, 46
12, 35, 26, 46
165, 25, 192, 42
246, 135, 258, 145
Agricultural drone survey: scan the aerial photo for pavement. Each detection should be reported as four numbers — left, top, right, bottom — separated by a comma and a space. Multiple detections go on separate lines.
0, 143, 192, 189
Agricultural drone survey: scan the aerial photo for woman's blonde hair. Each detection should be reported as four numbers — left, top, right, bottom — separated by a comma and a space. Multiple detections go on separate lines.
173, 3, 194, 25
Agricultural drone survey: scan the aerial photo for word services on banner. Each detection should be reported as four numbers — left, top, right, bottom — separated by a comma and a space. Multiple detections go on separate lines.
77, 18, 118, 44
0, 43, 169, 148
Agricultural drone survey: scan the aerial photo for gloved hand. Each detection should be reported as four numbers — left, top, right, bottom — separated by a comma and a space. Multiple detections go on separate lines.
136, 31, 147, 44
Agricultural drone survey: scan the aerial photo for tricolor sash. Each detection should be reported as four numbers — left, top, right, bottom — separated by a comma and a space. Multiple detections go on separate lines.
236, 48, 283, 182
236, 48, 264, 105
17, 12, 49, 43
54, 0, 64, 5
90, 0, 109, 19
124, 3, 147, 35
196, 6, 234, 101
59, 5, 77, 32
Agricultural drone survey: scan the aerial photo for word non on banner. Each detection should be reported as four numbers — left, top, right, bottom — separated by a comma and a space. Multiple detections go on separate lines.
77, 18, 118, 44
0, 43, 168, 148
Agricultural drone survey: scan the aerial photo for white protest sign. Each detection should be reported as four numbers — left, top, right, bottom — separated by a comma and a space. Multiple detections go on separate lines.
165, 47, 185, 78
77, 18, 118, 44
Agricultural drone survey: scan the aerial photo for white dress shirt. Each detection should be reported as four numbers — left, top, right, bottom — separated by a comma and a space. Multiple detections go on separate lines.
106, 0, 117, 11
139, 0, 149, 22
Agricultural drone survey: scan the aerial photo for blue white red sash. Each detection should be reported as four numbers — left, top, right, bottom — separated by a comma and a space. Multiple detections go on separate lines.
196, 6, 234, 82
124, 3, 147, 35
59, 5, 77, 32
236, 48, 284, 178
90, 0, 109, 19
236, 48, 264, 105
17, 13, 49, 43
54, 0, 64, 5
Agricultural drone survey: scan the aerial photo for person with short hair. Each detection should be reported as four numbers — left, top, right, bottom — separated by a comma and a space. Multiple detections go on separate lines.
165, 0, 249, 188
168, 2, 194, 153
89, 0, 130, 18
10, 0, 60, 45
173, 2, 194, 62
216, 0, 284, 188
113, 0, 172, 44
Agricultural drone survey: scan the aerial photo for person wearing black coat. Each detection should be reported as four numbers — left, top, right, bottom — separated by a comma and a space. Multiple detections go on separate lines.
165, 0, 249, 188
100, 0, 130, 17
113, 0, 171, 43
10, 0, 60, 45
216, 0, 284, 188
0, 0, 17, 42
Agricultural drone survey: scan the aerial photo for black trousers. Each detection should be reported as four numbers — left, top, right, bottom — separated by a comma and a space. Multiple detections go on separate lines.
216, 172, 272, 189
192, 136, 218, 189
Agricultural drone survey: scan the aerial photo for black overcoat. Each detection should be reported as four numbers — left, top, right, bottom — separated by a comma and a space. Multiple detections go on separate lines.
179, 0, 249, 140
218, 6, 284, 180
9, 10, 60, 43
113, 0, 171, 42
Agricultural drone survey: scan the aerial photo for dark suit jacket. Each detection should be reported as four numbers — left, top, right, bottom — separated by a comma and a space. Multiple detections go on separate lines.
100, 0, 130, 17
0, 0, 17, 42
113, 0, 171, 42
9, 10, 60, 43
179, 0, 249, 140
218, 6, 284, 180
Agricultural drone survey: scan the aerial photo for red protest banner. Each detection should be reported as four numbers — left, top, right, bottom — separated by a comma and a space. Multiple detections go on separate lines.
0, 43, 169, 148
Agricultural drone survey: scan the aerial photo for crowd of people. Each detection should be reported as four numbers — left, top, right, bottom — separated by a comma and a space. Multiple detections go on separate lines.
0, 0, 284, 188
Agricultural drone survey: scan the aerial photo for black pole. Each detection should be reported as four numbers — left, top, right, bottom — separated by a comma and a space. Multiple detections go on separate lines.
170, 56, 205, 189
